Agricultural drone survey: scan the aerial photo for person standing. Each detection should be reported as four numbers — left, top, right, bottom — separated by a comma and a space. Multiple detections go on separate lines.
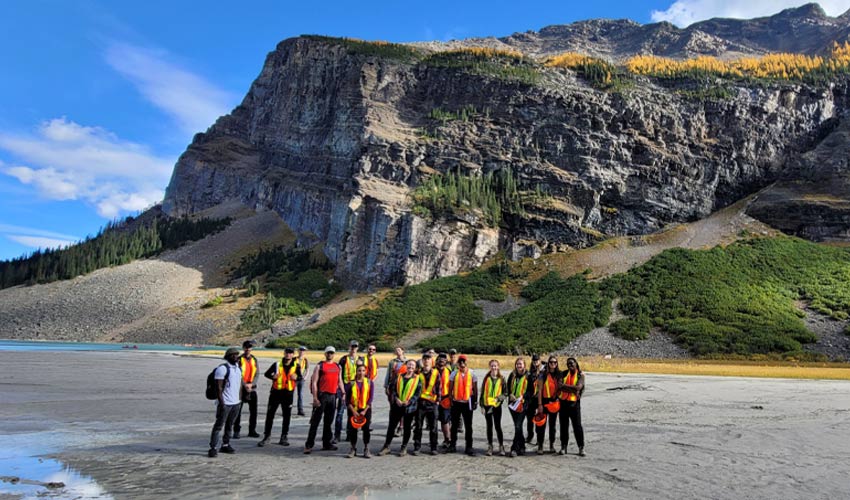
448, 349, 458, 372
258, 347, 300, 447
384, 346, 407, 437
526, 354, 542, 445
480, 359, 507, 456
208, 347, 243, 458
378, 359, 421, 456
449, 355, 478, 456
436, 353, 453, 450
413, 354, 441, 455
296, 346, 309, 416
234, 340, 260, 439
336, 340, 363, 444
557, 357, 586, 456
364, 344, 379, 383
346, 363, 374, 458
507, 357, 532, 457
536, 356, 561, 454
304, 346, 344, 454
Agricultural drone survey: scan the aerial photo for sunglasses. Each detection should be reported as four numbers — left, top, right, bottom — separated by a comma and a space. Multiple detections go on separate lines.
368, 348, 376, 352
548, 361, 557, 364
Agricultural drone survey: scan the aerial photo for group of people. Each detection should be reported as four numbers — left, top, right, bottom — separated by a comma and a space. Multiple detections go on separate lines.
208, 340, 585, 460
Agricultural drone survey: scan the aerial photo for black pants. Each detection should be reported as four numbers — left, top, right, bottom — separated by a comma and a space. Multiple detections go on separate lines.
383, 406, 415, 448
525, 396, 538, 441
347, 408, 372, 447
305, 392, 336, 449
484, 405, 503, 447
558, 401, 585, 449
414, 402, 438, 451
450, 402, 473, 451
536, 399, 558, 447
510, 409, 526, 453
234, 389, 258, 434
263, 389, 294, 439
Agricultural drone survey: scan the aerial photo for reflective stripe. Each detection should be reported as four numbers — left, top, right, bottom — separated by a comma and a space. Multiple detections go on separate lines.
397, 375, 420, 403
511, 374, 528, 398
452, 371, 473, 401
343, 356, 358, 384
273, 361, 297, 391
543, 374, 557, 399
351, 380, 371, 410
483, 375, 503, 407
420, 370, 439, 402
560, 371, 579, 402
240, 356, 257, 383
366, 357, 378, 381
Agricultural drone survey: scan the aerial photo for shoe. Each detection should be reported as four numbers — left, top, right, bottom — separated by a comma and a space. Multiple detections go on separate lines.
485, 445, 493, 456
378, 447, 391, 456
219, 445, 236, 454
525, 436, 533, 444
303, 447, 312, 454
278, 437, 289, 446
248, 432, 261, 438
536, 446, 544, 456
441, 441, 450, 450
549, 443, 556, 454
411, 447, 419, 456
394, 427, 401, 437
429, 449, 438, 456
258, 437, 270, 447
400, 446, 408, 457
363, 447, 372, 459
232, 432, 240, 440
510, 450, 517, 458
465, 448, 475, 457
518, 449, 525, 456
331, 437, 338, 445
347, 447, 356, 458
499, 445, 506, 456
297, 411, 306, 416
578, 448, 586, 457
447, 445, 457, 453
208, 448, 218, 458
558, 448, 566, 455
322, 444, 338, 451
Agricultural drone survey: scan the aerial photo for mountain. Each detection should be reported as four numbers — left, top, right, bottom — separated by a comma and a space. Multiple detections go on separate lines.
163, 4, 850, 290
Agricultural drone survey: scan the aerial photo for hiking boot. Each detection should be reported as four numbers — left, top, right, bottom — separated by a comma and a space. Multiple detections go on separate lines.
322, 444, 338, 451
411, 446, 419, 456
558, 448, 566, 455
363, 447, 372, 459
297, 411, 306, 417
536, 445, 544, 455
510, 450, 517, 458
485, 445, 493, 456
346, 447, 356, 459
232, 432, 240, 440
578, 448, 586, 457
303, 447, 312, 454
278, 437, 289, 446
378, 446, 391, 456
331, 437, 338, 445
549, 443, 556, 454
219, 445, 236, 454
525, 436, 533, 444
447, 445, 457, 454
465, 447, 475, 457
248, 431, 261, 438
257, 437, 270, 447
440, 440, 450, 450
499, 445, 506, 456
208, 448, 218, 458
400, 446, 408, 457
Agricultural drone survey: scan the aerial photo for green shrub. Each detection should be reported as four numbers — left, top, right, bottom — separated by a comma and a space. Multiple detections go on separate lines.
241, 292, 314, 332
411, 168, 524, 226
202, 296, 223, 309
302, 35, 421, 63
422, 49, 541, 85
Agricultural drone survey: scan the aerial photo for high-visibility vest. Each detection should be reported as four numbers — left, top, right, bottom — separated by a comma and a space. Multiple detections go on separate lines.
452, 370, 473, 401
397, 375, 420, 404
542, 373, 558, 399
439, 367, 451, 398
530, 370, 540, 396
365, 357, 379, 381
342, 356, 359, 384
273, 361, 298, 391
560, 371, 579, 402
350, 379, 371, 410
419, 370, 439, 402
240, 356, 257, 383
511, 373, 528, 400
299, 357, 308, 374
483, 375, 503, 407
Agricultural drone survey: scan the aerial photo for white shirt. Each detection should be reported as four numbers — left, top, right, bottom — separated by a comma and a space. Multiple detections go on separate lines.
214, 362, 242, 405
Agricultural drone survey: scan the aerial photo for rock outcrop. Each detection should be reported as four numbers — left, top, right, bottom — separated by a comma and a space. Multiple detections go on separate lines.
163, 6, 850, 289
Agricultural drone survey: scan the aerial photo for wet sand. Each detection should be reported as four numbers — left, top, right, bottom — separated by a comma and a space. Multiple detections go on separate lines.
1, 351, 849, 499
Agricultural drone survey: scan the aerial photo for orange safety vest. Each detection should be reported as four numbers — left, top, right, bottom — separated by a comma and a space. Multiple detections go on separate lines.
273, 361, 298, 391
483, 375, 503, 407
342, 356, 359, 384
419, 370, 439, 402
542, 373, 558, 399
452, 370, 473, 401
439, 367, 451, 398
350, 379, 371, 410
397, 374, 420, 404
240, 356, 257, 384
559, 371, 579, 402
365, 356, 379, 381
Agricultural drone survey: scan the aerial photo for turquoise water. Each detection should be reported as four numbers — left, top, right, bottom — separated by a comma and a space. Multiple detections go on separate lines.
0, 340, 215, 352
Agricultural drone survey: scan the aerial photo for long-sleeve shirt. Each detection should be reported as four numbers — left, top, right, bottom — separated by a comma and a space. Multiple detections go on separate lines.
263, 360, 302, 382
390, 374, 422, 413
505, 371, 534, 410
479, 374, 507, 408
383, 357, 406, 390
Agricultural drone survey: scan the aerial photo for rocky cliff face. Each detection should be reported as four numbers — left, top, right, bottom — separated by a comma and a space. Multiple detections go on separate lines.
163, 8, 850, 290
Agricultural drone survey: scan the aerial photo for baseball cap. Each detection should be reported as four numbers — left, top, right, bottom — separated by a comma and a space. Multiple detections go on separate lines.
242, 340, 256, 349
299, 346, 307, 351
437, 353, 448, 360
284, 347, 295, 354
458, 354, 468, 362
449, 349, 458, 355
349, 340, 359, 347
324, 346, 336, 353
224, 347, 240, 359
532, 354, 540, 361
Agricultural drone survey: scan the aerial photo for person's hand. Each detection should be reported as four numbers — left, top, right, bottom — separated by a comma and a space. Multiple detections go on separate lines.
471, 401, 478, 411
312, 398, 320, 408
536, 407, 543, 416
508, 395, 516, 403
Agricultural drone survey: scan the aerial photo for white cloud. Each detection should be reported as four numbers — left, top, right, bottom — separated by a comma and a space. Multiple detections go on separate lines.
0, 117, 171, 217
0, 223, 78, 241
651, 0, 850, 27
6, 235, 76, 250
105, 42, 238, 135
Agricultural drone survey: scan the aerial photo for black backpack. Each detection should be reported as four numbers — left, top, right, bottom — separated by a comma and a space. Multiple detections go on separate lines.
205, 363, 230, 400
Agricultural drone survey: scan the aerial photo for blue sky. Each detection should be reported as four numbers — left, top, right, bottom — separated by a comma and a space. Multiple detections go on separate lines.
1, 0, 847, 260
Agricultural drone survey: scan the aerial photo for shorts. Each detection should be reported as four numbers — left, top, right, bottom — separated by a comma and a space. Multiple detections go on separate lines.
438, 406, 452, 424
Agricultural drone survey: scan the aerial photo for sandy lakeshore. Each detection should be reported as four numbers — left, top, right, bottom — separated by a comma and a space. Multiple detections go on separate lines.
1, 351, 849, 500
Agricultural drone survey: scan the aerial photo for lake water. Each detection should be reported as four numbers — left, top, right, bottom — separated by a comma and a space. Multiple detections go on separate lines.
0, 340, 214, 352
